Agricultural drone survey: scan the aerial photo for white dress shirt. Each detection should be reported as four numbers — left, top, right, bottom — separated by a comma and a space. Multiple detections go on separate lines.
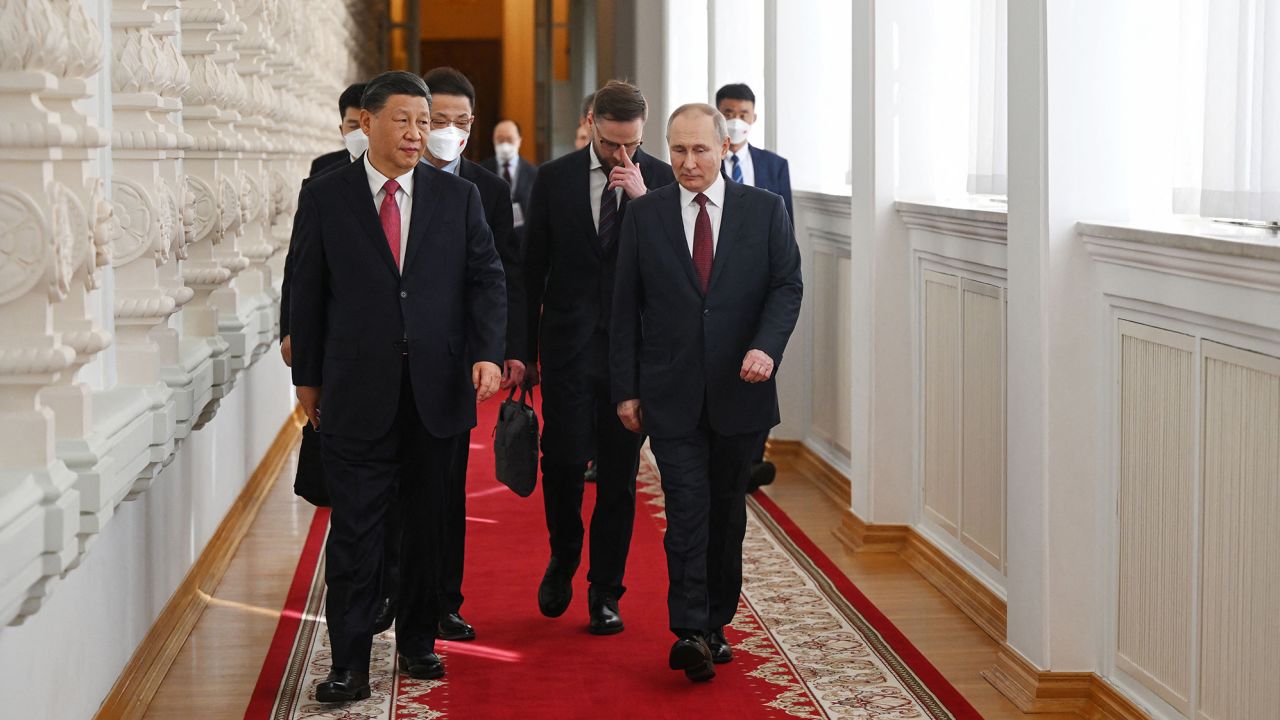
589, 146, 622, 231
364, 153, 414, 271
679, 172, 726, 257
499, 157, 521, 193
723, 145, 756, 186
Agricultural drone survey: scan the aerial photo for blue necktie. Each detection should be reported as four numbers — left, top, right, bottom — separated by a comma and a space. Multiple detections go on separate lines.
730, 154, 743, 183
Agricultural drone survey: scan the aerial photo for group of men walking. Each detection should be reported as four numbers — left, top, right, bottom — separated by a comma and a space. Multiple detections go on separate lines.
281, 66, 801, 704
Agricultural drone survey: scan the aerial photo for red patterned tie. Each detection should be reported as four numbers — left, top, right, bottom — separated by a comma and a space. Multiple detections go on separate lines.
692, 192, 713, 293
379, 179, 401, 270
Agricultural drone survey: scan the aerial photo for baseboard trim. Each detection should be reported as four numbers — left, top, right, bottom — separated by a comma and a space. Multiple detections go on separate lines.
900, 531, 1006, 644
95, 407, 305, 720
766, 439, 850, 508
982, 646, 1151, 719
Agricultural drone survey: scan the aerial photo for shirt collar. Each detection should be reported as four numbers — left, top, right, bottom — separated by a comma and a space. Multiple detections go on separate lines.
679, 172, 726, 209
364, 153, 415, 199
441, 155, 462, 175
589, 144, 604, 172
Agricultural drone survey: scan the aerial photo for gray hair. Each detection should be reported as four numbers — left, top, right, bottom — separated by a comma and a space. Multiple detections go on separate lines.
666, 103, 728, 144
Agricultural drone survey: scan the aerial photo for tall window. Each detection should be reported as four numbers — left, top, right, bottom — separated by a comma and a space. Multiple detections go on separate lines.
711, 0, 767, 147
665, 0, 710, 119
775, 0, 853, 194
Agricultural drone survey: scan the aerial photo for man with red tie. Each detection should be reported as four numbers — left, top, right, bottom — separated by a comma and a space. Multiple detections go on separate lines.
610, 103, 802, 682
289, 71, 506, 703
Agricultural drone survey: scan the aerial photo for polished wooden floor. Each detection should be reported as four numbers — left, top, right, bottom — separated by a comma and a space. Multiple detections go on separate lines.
143, 444, 1074, 719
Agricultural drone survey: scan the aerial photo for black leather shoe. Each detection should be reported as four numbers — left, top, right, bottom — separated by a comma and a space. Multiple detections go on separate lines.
438, 612, 476, 641
587, 586, 624, 635
537, 556, 578, 618
708, 628, 732, 664
669, 636, 716, 682
372, 597, 396, 634
747, 461, 777, 492
398, 653, 445, 680
315, 669, 371, 703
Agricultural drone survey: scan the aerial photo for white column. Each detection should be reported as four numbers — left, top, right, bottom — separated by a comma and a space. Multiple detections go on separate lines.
0, 0, 85, 625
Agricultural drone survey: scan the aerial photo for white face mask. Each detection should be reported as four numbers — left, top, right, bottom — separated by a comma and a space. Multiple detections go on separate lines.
725, 118, 750, 146
494, 141, 519, 163
427, 126, 469, 163
344, 128, 369, 159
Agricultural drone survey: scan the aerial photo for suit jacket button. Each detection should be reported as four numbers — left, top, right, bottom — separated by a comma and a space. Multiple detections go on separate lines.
400, 290, 408, 298
703, 308, 710, 316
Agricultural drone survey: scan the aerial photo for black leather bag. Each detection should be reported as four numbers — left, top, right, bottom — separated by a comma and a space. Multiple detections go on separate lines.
293, 423, 330, 507
493, 385, 539, 497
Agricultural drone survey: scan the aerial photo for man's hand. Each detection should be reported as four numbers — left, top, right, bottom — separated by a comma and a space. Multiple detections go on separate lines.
500, 359, 527, 390
617, 399, 644, 434
296, 385, 321, 428
473, 361, 502, 402
609, 149, 648, 199
525, 363, 540, 388
740, 349, 775, 383
280, 335, 292, 367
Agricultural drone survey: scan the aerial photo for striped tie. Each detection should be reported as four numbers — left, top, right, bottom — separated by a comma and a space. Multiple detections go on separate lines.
598, 170, 619, 248
730, 154, 743, 183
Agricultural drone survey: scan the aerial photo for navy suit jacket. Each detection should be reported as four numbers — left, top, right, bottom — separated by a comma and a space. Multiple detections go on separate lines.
309, 149, 349, 178
610, 180, 802, 439
524, 146, 674, 367
289, 158, 506, 440
747, 145, 794, 228
458, 158, 526, 363
480, 156, 539, 218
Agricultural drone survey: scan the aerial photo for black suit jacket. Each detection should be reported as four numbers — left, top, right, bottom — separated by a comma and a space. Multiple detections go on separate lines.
309, 149, 350, 178
480, 156, 539, 218
746, 145, 794, 228
458, 158, 525, 362
610, 180, 802, 439
289, 159, 506, 440
525, 146, 674, 368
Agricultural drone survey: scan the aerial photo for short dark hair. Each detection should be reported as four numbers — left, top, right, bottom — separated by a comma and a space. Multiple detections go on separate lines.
495, 118, 522, 135
338, 83, 366, 118
715, 83, 756, 107
422, 66, 476, 110
592, 81, 646, 122
361, 71, 430, 114
579, 92, 596, 123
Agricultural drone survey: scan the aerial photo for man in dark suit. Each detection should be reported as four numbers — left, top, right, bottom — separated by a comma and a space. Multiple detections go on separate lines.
418, 66, 527, 643
480, 119, 538, 248
290, 71, 505, 703
525, 80, 674, 635
308, 82, 369, 179
715, 82, 795, 491
611, 104, 802, 682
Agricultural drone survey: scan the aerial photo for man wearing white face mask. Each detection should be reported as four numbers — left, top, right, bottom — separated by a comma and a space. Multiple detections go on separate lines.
309, 83, 369, 178
481, 119, 539, 247
418, 66, 527, 643
715, 83, 793, 493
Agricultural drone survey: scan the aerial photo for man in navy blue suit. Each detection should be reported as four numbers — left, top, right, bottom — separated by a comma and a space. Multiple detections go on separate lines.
289, 71, 505, 703
611, 103, 802, 681
715, 83, 795, 491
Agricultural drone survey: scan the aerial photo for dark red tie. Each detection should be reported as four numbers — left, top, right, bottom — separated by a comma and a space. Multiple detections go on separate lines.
692, 192, 713, 293
379, 179, 401, 269
502, 162, 513, 186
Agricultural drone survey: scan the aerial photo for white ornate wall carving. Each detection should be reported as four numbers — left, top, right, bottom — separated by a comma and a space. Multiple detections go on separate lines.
0, 0, 373, 629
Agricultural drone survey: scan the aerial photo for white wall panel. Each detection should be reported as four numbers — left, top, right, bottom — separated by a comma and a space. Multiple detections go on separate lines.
960, 279, 1005, 571
1115, 321, 1196, 714
1198, 341, 1280, 720
922, 271, 960, 535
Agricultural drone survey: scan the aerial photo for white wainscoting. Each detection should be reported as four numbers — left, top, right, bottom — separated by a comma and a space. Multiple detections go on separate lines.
900, 200, 1008, 591
1083, 222, 1280, 720
788, 191, 854, 477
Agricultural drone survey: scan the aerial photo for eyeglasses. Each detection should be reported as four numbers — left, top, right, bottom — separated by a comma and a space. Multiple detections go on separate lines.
430, 116, 472, 130
595, 130, 643, 153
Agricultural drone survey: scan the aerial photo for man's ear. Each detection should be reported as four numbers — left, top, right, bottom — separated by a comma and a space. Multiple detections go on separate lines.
359, 108, 373, 134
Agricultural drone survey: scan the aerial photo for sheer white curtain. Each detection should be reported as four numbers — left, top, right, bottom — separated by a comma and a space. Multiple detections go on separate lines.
1174, 0, 1280, 222
967, 0, 1007, 196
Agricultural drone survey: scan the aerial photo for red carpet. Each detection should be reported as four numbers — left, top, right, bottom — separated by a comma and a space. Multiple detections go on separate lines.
246, 394, 982, 719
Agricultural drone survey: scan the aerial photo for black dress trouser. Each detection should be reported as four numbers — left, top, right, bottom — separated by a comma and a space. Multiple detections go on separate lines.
540, 333, 644, 597
437, 429, 471, 614
649, 409, 756, 637
321, 361, 454, 673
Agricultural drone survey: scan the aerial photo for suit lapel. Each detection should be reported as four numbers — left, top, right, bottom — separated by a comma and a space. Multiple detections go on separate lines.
340, 157, 400, 279
659, 185, 702, 294
575, 148, 602, 256
400, 162, 436, 277
707, 181, 747, 295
